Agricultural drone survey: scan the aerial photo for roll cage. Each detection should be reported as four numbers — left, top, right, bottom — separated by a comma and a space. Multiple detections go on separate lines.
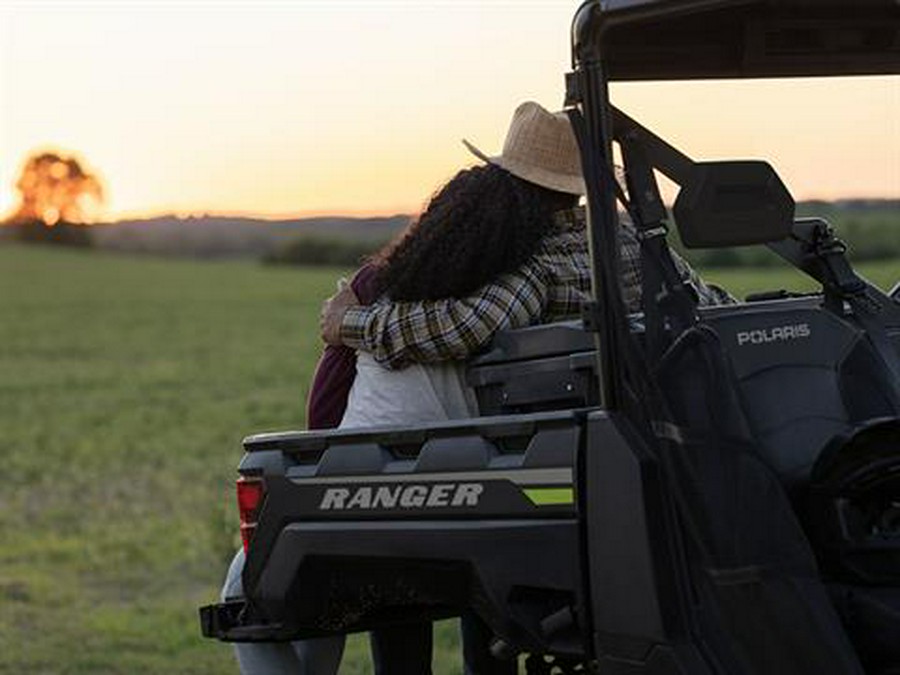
567, 0, 900, 411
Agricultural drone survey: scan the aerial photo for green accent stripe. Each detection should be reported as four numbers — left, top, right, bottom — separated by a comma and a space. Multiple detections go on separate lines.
523, 487, 575, 506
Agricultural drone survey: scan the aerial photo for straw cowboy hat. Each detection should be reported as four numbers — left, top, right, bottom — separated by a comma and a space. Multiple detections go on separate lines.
463, 101, 585, 195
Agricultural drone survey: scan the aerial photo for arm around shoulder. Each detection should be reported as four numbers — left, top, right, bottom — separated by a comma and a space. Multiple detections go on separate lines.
339, 264, 550, 368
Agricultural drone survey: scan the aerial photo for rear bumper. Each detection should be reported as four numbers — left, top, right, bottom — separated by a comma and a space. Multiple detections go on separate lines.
199, 601, 293, 643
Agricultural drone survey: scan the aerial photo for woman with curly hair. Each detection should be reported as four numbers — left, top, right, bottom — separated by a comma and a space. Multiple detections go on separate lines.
372, 161, 576, 302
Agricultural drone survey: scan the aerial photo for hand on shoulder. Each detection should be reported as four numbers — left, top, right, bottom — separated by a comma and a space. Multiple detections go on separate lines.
320, 283, 360, 345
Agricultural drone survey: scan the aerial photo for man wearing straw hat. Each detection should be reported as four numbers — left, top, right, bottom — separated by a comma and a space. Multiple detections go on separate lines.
321, 100, 731, 365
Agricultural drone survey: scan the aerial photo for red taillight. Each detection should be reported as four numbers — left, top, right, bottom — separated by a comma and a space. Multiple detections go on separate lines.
236, 476, 266, 553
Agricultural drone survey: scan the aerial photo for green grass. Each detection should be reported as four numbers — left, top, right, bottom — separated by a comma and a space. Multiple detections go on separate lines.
0, 243, 896, 674
698, 260, 898, 299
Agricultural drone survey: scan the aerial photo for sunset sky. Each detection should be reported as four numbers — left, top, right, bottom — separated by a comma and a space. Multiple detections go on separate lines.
1, 0, 898, 221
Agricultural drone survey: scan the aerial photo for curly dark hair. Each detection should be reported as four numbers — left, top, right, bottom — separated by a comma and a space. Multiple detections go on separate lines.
372, 164, 578, 301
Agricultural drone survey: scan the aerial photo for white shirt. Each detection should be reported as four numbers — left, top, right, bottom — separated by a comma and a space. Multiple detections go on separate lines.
340, 352, 478, 429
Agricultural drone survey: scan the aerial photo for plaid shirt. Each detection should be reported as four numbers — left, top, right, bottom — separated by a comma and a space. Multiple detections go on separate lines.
340, 207, 733, 369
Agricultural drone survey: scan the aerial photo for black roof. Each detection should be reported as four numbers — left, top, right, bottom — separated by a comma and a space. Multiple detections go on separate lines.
572, 0, 900, 80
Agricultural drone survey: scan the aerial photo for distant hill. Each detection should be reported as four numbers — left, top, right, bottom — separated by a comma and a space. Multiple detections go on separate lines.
2, 200, 896, 263
88, 213, 410, 259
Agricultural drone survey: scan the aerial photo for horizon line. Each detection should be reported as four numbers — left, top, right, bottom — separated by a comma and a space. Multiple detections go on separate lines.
105, 206, 421, 223
105, 196, 899, 224
0, 205, 421, 225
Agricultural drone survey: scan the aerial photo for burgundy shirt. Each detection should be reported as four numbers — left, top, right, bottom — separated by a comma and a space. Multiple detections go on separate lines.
305, 264, 379, 430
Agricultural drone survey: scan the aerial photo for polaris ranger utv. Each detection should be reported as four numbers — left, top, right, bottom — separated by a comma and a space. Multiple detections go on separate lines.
200, 1, 900, 672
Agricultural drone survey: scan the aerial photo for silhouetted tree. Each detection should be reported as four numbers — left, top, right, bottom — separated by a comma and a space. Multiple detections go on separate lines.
9, 151, 103, 226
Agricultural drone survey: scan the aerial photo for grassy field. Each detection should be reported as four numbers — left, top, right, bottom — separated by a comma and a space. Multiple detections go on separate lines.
0, 243, 896, 674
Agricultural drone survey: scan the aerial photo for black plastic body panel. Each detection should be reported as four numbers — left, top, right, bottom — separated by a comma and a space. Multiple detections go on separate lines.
582, 412, 703, 670
255, 519, 584, 654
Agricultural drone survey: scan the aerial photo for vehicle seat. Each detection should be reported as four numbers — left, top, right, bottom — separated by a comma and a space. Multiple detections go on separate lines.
705, 302, 900, 488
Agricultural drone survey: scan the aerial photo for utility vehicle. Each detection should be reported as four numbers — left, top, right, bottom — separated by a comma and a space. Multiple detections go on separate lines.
200, 1, 900, 672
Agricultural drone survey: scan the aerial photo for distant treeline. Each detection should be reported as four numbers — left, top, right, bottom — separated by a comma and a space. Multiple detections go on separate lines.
0, 213, 405, 261
262, 235, 388, 267
1, 220, 93, 247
